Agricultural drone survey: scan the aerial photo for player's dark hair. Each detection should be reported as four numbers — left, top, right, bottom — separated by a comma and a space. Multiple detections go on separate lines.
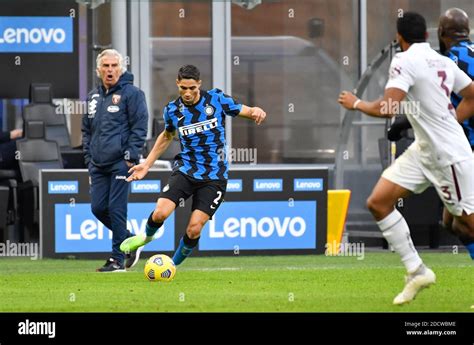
178, 65, 200, 81
397, 12, 427, 43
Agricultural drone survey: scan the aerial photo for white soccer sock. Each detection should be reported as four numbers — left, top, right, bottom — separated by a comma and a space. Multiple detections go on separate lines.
377, 209, 423, 274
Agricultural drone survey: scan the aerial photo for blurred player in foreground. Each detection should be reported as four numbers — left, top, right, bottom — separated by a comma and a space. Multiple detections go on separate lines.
120, 65, 266, 266
388, 8, 474, 260
339, 12, 474, 305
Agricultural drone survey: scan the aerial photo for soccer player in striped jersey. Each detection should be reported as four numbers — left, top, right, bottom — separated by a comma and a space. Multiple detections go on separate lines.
120, 65, 266, 266
339, 12, 474, 304
438, 8, 474, 260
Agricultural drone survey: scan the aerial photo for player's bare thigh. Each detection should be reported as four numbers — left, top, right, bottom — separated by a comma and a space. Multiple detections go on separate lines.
367, 177, 412, 221
442, 207, 453, 229
151, 197, 177, 223
186, 209, 210, 239
452, 211, 474, 238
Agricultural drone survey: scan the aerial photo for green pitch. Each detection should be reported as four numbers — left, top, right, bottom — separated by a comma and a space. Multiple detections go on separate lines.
0, 252, 472, 312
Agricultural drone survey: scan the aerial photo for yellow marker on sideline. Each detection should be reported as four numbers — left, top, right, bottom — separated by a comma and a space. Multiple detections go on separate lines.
326, 190, 351, 255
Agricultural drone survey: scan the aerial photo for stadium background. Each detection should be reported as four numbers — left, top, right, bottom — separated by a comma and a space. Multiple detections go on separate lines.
0, 0, 473, 315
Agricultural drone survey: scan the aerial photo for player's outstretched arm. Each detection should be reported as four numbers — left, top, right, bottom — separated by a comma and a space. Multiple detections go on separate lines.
238, 105, 267, 125
338, 88, 406, 118
126, 129, 175, 182
456, 83, 474, 123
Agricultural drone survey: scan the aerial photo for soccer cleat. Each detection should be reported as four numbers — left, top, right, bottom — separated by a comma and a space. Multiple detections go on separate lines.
125, 246, 143, 270
120, 234, 149, 253
393, 265, 436, 305
96, 258, 126, 272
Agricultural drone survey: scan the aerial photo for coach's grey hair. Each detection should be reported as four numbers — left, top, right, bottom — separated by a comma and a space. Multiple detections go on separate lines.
96, 49, 126, 77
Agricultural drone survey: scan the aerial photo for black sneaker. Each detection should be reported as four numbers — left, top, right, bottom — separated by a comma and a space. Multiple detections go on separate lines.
96, 258, 125, 272
125, 246, 143, 270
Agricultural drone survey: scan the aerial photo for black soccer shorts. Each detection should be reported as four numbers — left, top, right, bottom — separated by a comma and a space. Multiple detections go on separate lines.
159, 170, 227, 217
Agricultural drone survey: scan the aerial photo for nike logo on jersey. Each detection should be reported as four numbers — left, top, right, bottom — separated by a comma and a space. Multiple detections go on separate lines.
179, 118, 218, 136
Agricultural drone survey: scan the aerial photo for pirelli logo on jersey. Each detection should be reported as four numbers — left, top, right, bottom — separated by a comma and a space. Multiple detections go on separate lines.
179, 118, 218, 136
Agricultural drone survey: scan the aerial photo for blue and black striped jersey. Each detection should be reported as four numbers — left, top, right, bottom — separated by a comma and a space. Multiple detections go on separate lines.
447, 40, 474, 147
163, 88, 242, 181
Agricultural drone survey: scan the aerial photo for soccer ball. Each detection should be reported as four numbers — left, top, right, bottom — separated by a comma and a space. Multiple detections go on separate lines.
144, 254, 176, 282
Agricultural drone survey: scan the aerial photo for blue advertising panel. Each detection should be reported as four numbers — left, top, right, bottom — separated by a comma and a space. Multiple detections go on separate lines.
0, 1, 79, 98
293, 178, 324, 192
0, 16, 73, 53
54, 203, 174, 253
48, 181, 78, 194
200, 201, 316, 250
226, 179, 242, 192
131, 180, 161, 194
253, 179, 283, 192
40, 168, 327, 258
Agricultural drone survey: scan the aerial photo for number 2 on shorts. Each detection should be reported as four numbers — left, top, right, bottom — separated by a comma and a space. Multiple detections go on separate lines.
211, 191, 223, 209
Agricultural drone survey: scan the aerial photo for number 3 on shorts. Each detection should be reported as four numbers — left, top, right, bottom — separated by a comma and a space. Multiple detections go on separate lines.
441, 186, 452, 201
210, 191, 223, 210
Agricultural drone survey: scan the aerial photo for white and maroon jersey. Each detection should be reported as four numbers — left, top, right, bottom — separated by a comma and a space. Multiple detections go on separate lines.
385, 42, 472, 167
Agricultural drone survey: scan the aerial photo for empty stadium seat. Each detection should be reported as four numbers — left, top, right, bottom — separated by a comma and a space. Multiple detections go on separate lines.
22, 83, 85, 168
17, 120, 63, 241
23, 83, 71, 149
